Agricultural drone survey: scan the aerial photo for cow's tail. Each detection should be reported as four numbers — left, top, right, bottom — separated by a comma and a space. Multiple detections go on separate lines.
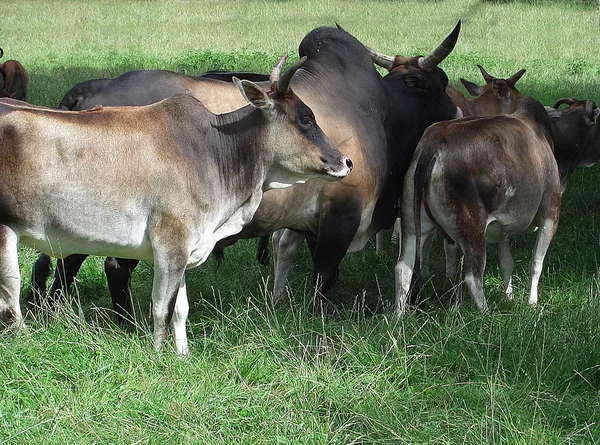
411, 150, 437, 303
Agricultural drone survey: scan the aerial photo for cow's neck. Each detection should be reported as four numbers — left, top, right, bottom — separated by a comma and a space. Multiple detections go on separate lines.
209, 106, 268, 196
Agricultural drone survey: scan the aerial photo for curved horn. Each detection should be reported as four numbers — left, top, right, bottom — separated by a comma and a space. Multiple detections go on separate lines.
477, 64, 493, 83
585, 100, 596, 120
365, 46, 395, 71
269, 54, 289, 87
418, 20, 461, 72
552, 98, 578, 109
0, 48, 3, 59
506, 68, 526, 87
276, 56, 307, 94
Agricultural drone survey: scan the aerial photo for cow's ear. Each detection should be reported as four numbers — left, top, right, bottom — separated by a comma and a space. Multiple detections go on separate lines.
233, 77, 273, 110
460, 79, 481, 97
402, 73, 428, 92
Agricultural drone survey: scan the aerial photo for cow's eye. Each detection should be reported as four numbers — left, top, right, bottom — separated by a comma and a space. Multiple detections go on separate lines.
299, 115, 313, 127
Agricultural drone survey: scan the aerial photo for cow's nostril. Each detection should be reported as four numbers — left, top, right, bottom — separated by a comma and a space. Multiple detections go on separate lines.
345, 157, 353, 170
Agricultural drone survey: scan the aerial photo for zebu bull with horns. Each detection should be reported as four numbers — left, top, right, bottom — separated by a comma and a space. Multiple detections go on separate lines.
224, 22, 462, 315
0, 57, 352, 354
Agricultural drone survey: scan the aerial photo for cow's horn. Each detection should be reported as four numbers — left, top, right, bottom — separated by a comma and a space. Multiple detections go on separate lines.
507, 68, 526, 86
477, 65, 493, 83
366, 46, 396, 71
270, 54, 289, 88
585, 100, 596, 120
277, 56, 307, 94
553, 98, 577, 109
0, 48, 3, 59
418, 20, 461, 72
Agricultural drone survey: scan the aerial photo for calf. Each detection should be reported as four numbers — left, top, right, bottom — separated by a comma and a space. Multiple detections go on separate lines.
0, 48, 28, 101
395, 96, 600, 315
0, 58, 353, 354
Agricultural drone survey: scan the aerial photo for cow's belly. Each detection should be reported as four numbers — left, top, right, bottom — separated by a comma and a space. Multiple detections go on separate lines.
17, 206, 154, 260
20, 231, 154, 261
484, 212, 538, 243
347, 199, 378, 253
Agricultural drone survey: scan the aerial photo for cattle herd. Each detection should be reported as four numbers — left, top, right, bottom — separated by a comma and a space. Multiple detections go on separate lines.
0, 20, 599, 354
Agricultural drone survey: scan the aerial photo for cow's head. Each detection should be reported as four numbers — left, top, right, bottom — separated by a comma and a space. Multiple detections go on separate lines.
547, 98, 600, 188
365, 21, 462, 123
233, 55, 353, 189
459, 65, 526, 115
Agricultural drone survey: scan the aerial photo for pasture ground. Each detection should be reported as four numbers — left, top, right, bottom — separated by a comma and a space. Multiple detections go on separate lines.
1, 0, 600, 443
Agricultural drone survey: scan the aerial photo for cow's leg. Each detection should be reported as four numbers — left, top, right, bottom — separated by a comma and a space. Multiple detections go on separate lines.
272, 229, 305, 302
420, 232, 434, 281
497, 240, 514, 300
375, 231, 383, 253
171, 277, 189, 355
27, 253, 52, 307
256, 235, 270, 265
50, 254, 88, 301
444, 240, 460, 278
395, 216, 435, 316
104, 257, 138, 325
150, 221, 190, 354
528, 215, 558, 306
0, 225, 22, 325
461, 233, 488, 312
311, 202, 362, 317
391, 217, 401, 244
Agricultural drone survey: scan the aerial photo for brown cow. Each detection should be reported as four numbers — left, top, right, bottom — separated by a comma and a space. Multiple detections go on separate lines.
0, 58, 353, 353
0, 48, 28, 101
446, 64, 526, 117
395, 96, 600, 315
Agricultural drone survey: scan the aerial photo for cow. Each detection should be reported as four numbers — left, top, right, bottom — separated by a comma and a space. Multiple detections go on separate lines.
0, 57, 353, 354
57, 69, 267, 112
0, 48, 28, 101
214, 22, 462, 316
32, 22, 462, 319
395, 95, 600, 316
446, 64, 526, 117
29, 65, 273, 321
376, 64, 528, 254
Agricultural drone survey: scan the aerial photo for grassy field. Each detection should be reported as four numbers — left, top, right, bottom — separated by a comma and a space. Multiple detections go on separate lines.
2, 0, 600, 443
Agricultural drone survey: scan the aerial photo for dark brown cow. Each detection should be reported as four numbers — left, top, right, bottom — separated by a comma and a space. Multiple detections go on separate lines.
0, 59, 353, 353
446, 65, 526, 117
377, 65, 527, 259
226, 23, 462, 315
396, 96, 600, 315
0, 48, 28, 101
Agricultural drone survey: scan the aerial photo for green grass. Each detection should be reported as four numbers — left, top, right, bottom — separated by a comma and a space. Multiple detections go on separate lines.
2, 0, 600, 443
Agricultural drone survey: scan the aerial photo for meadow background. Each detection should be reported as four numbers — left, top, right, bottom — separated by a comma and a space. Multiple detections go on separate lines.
2, 0, 600, 443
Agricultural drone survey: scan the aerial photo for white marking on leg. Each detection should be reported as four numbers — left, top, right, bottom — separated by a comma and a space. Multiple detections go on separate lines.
0, 225, 23, 325
464, 271, 488, 312
172, 277, 190, 355
497, 240, 514, 300
528, 219, 556, 306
